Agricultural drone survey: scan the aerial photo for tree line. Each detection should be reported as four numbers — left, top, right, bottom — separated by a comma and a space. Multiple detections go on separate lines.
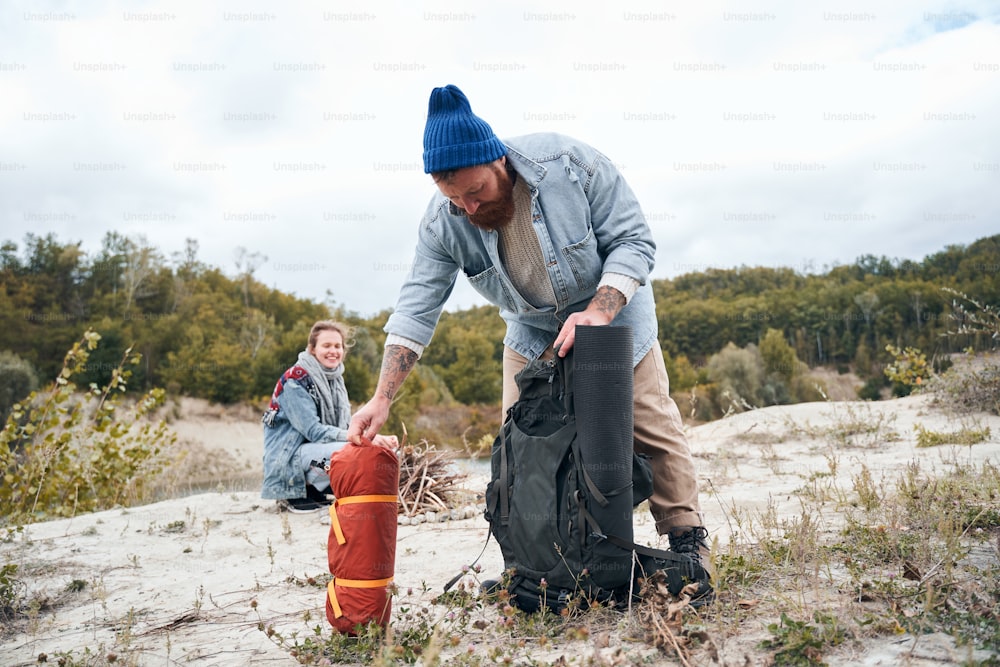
1, 232, 997, 436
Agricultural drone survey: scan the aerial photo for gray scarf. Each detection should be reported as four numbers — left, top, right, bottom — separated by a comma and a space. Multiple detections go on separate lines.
296, 350, 351, 428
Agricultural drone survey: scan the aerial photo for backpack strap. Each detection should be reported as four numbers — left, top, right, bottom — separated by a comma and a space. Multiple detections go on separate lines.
442, 528, 494, 593
556, 351, 574, 419
499, 412, 511, 526
600, 533, 708, 598
601, 533, 688, 564
578, 462, 610, 508
574, 474, 634, 555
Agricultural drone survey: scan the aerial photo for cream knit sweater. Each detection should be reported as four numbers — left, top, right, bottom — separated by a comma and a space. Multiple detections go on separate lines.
497, 176, 555, 308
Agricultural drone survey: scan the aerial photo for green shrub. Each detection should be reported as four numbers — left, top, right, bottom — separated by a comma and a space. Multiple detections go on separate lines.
663, 349, 701, 393
883, 344, 931, 396
0, 562, 23, 625
0, 351, 38, 422
759, 611, 848, 666
0, 330, 177, 526
857, 375, 888, 401
914, 423, 991, 448
760, 328, 798, 384
707, 342, 763, 413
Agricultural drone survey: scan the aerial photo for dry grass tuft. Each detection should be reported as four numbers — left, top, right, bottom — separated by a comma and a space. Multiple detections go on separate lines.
635, 574, 711, 665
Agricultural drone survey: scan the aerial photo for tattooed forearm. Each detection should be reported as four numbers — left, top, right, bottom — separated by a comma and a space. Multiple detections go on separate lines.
590, 285, 626, 320
378, 345, 419, 400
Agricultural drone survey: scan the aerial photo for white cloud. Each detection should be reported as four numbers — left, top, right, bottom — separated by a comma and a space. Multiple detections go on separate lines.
1, 0, 998, 316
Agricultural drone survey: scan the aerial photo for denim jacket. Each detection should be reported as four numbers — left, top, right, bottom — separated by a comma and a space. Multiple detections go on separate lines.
261, 377, 348, 499
385, 132, 659, 365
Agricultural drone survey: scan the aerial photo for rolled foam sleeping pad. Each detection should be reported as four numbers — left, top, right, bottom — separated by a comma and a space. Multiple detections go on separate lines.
574, 325, 636, 591
574, 325, 634, 492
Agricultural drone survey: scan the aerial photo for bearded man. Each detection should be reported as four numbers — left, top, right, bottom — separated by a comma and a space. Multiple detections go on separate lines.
348, 84, 712, 601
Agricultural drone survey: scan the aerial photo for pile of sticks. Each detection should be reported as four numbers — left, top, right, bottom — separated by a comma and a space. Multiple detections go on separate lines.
396, 439, 468, 517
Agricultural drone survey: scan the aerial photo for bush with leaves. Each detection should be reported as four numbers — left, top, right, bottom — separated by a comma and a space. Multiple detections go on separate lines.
0, 331, 177, 527
663, 349, 702, 393
883, 344, 931, 397
0, 561, 24, 626
707, 342, 764, 413
0, 351, 38, 422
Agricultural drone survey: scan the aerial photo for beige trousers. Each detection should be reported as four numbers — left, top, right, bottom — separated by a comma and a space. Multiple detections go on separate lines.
502, 344, 704, 534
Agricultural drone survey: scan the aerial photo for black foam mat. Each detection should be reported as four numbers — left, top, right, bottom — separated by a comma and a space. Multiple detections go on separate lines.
573, 325, 634, 492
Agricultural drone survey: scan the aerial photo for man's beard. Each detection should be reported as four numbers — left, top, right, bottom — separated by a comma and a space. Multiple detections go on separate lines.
467, 195, 514, 231
466, 167, 515, 232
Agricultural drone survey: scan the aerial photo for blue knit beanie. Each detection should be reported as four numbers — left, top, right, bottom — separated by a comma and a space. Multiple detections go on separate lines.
422, 85, 507, 174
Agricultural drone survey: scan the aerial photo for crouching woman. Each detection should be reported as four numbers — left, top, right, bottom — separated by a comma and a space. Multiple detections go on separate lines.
262, 320, 397, 513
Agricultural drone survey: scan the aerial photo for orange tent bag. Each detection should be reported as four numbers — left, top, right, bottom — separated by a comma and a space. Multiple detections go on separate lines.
325, 438, 399, 634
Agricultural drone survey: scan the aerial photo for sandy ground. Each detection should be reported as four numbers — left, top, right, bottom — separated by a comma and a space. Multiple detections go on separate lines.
2, 393, 999, 666
161, 397, 267, 493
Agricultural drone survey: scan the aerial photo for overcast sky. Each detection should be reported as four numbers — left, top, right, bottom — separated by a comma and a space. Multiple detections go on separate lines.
2, 1, 998, 316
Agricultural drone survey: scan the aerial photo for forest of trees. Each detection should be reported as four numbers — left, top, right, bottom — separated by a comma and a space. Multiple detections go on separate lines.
1, 231, 998, 440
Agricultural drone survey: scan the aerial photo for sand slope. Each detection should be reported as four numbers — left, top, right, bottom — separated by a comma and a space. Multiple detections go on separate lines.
2, 393, 998, 666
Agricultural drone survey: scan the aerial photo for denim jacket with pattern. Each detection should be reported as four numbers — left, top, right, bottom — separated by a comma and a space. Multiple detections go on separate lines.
261, 375, 348, 500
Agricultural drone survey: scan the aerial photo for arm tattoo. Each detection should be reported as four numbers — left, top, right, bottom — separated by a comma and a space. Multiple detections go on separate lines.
379, 345, 418, 400
591, 285, 626, 319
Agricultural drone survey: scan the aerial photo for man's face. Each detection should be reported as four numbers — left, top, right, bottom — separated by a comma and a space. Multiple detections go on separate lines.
435, 159, 515, 231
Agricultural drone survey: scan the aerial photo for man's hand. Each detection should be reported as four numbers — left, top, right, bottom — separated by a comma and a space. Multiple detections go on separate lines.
347, 396, 391, 444
553, 285, 626, 356
347, 344, 418, 443
554, 310, 613, 357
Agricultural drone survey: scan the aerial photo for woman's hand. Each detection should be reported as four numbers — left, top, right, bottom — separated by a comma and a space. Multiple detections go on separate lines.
371, 434, 399, 448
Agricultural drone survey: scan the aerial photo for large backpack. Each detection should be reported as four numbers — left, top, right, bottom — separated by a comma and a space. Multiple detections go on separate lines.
483, 332, 706, 613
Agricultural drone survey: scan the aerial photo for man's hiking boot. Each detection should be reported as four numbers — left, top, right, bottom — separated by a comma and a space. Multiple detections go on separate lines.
667, 526, 715, 607
277, 497, 325, 514
481, 528, 716, 608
